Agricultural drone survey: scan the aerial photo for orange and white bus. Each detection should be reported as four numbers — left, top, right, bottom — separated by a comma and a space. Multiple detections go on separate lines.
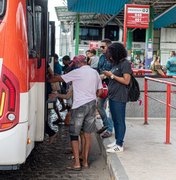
0, 0, 53, 169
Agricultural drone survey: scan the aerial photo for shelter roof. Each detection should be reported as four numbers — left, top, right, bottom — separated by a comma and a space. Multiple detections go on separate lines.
154, 4, 176, 28
56, 0, 176, 28
67, 0, 130, 15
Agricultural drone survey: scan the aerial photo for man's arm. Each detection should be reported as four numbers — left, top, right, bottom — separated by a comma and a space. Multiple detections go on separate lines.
47, 66, 54, 78
49, 90, 72, 100
48, 75, 64, 83
57, 90, 72, 100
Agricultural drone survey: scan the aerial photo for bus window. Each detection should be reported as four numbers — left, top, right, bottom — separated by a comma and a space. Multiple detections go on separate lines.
35, 5, 42, 68
27, 0, 37, 58
49, 24, 52, 57
49, 21, 55, 58
0, 0, 6, 18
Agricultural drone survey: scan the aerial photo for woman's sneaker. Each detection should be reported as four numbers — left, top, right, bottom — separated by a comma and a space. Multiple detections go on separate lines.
106, 145, 123, 153
107, 141, 116, 148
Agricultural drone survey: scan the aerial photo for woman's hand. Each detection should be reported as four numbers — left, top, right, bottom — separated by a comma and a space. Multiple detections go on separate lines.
104, 71, 131, 85
100, 74, 107, 80
103, 71, 113, 77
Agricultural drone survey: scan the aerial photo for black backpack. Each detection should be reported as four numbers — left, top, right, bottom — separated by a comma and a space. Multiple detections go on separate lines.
127, 74, 140, 102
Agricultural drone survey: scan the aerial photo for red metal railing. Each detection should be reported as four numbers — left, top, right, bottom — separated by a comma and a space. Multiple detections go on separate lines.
132, 68, 152, 76
144, 77, 176, 144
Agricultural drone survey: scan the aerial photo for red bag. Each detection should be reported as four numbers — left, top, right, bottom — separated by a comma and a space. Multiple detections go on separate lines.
100, 82, 108, 98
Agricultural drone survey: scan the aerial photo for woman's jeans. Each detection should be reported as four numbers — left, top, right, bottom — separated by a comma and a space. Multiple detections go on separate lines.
97, 97, 113, 133
109, 99, 126, 146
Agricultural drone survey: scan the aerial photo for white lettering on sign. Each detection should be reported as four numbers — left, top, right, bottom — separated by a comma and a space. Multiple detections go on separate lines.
128, 8, 149, 14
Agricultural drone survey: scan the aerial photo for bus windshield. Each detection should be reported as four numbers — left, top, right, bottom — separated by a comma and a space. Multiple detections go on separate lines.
0, 0, 5, 17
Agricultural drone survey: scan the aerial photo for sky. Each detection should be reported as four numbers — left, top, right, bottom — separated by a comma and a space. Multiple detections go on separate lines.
48, 0, 67, 55
48, 0, 66, 22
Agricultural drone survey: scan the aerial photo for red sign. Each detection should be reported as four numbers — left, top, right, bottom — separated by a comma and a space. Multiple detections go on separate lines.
125, 4, 150, 29
89, 41, 99, 50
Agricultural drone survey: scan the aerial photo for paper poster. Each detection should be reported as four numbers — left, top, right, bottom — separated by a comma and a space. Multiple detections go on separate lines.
147, 52, 153, 59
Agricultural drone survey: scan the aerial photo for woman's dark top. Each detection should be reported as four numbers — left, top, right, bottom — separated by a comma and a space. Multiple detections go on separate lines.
108, 60, 132, 102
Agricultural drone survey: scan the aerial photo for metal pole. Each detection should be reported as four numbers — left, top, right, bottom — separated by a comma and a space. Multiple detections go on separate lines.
123, 5, 127, 47
66, 33, 67, 55
127, 29, 133, 59
144, 78, 149, 125
75, 14, 80, 55
127, 29, 133, 51
145, 6, 154, 69
166, 84, 171, 144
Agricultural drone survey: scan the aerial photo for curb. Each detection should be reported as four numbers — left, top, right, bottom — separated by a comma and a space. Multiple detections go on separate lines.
95, 133, 129, 180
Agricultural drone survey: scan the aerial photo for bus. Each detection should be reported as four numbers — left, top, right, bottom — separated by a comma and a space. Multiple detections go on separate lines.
0, 0, 54, 169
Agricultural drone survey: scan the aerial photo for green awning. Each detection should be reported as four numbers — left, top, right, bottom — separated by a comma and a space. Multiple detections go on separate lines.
154, 4, 176, 29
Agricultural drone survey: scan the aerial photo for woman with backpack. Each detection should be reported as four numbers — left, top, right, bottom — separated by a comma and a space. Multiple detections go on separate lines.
103, 42, 132, 153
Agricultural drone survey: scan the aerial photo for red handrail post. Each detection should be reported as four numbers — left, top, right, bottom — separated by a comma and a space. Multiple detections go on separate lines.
123, 5, 127, 47
165, 84, 171, 144
144, 78, 149, 125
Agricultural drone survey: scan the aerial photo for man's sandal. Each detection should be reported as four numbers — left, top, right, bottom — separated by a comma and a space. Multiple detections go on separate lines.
66, 166, 81, 171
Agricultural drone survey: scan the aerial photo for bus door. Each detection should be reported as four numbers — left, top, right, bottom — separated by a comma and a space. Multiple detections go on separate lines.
33, 0, 49, 142
26, 0, 48, 150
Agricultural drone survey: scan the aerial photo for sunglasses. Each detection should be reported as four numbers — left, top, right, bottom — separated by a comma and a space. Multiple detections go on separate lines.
100, 46, 106, 49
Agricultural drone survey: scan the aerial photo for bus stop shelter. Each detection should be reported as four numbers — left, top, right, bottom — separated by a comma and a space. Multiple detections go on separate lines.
56, 0, 176, 56
66, 0, 176, 28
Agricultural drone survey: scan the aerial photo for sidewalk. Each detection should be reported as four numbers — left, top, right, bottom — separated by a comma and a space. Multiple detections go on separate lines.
0, 125, 111, 180
97, 118, 176, 180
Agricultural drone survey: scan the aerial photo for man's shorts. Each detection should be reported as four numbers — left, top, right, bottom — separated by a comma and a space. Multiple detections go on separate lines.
69, 100, 96, 136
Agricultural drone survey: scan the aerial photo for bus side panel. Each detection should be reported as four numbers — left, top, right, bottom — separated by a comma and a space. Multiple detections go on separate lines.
35, 57, 46, 141
28, 58, 45, 141
0, 80, 38, 165
0, 23, 5, 57
0, 0, 31, 165
3, 0, 28, 92
28, 60, 46, 142
35, 82, 45, 141
0, 0, 48, 165
35, 58, 46, 141
26, 85, 37, 157
0, 123, 28, 164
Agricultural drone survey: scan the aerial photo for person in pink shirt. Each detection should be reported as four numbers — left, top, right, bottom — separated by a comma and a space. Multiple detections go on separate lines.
48, 55, 103, 170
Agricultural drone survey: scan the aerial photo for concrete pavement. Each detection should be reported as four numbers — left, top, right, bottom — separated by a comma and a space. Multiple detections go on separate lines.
97, 118, 176, 180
